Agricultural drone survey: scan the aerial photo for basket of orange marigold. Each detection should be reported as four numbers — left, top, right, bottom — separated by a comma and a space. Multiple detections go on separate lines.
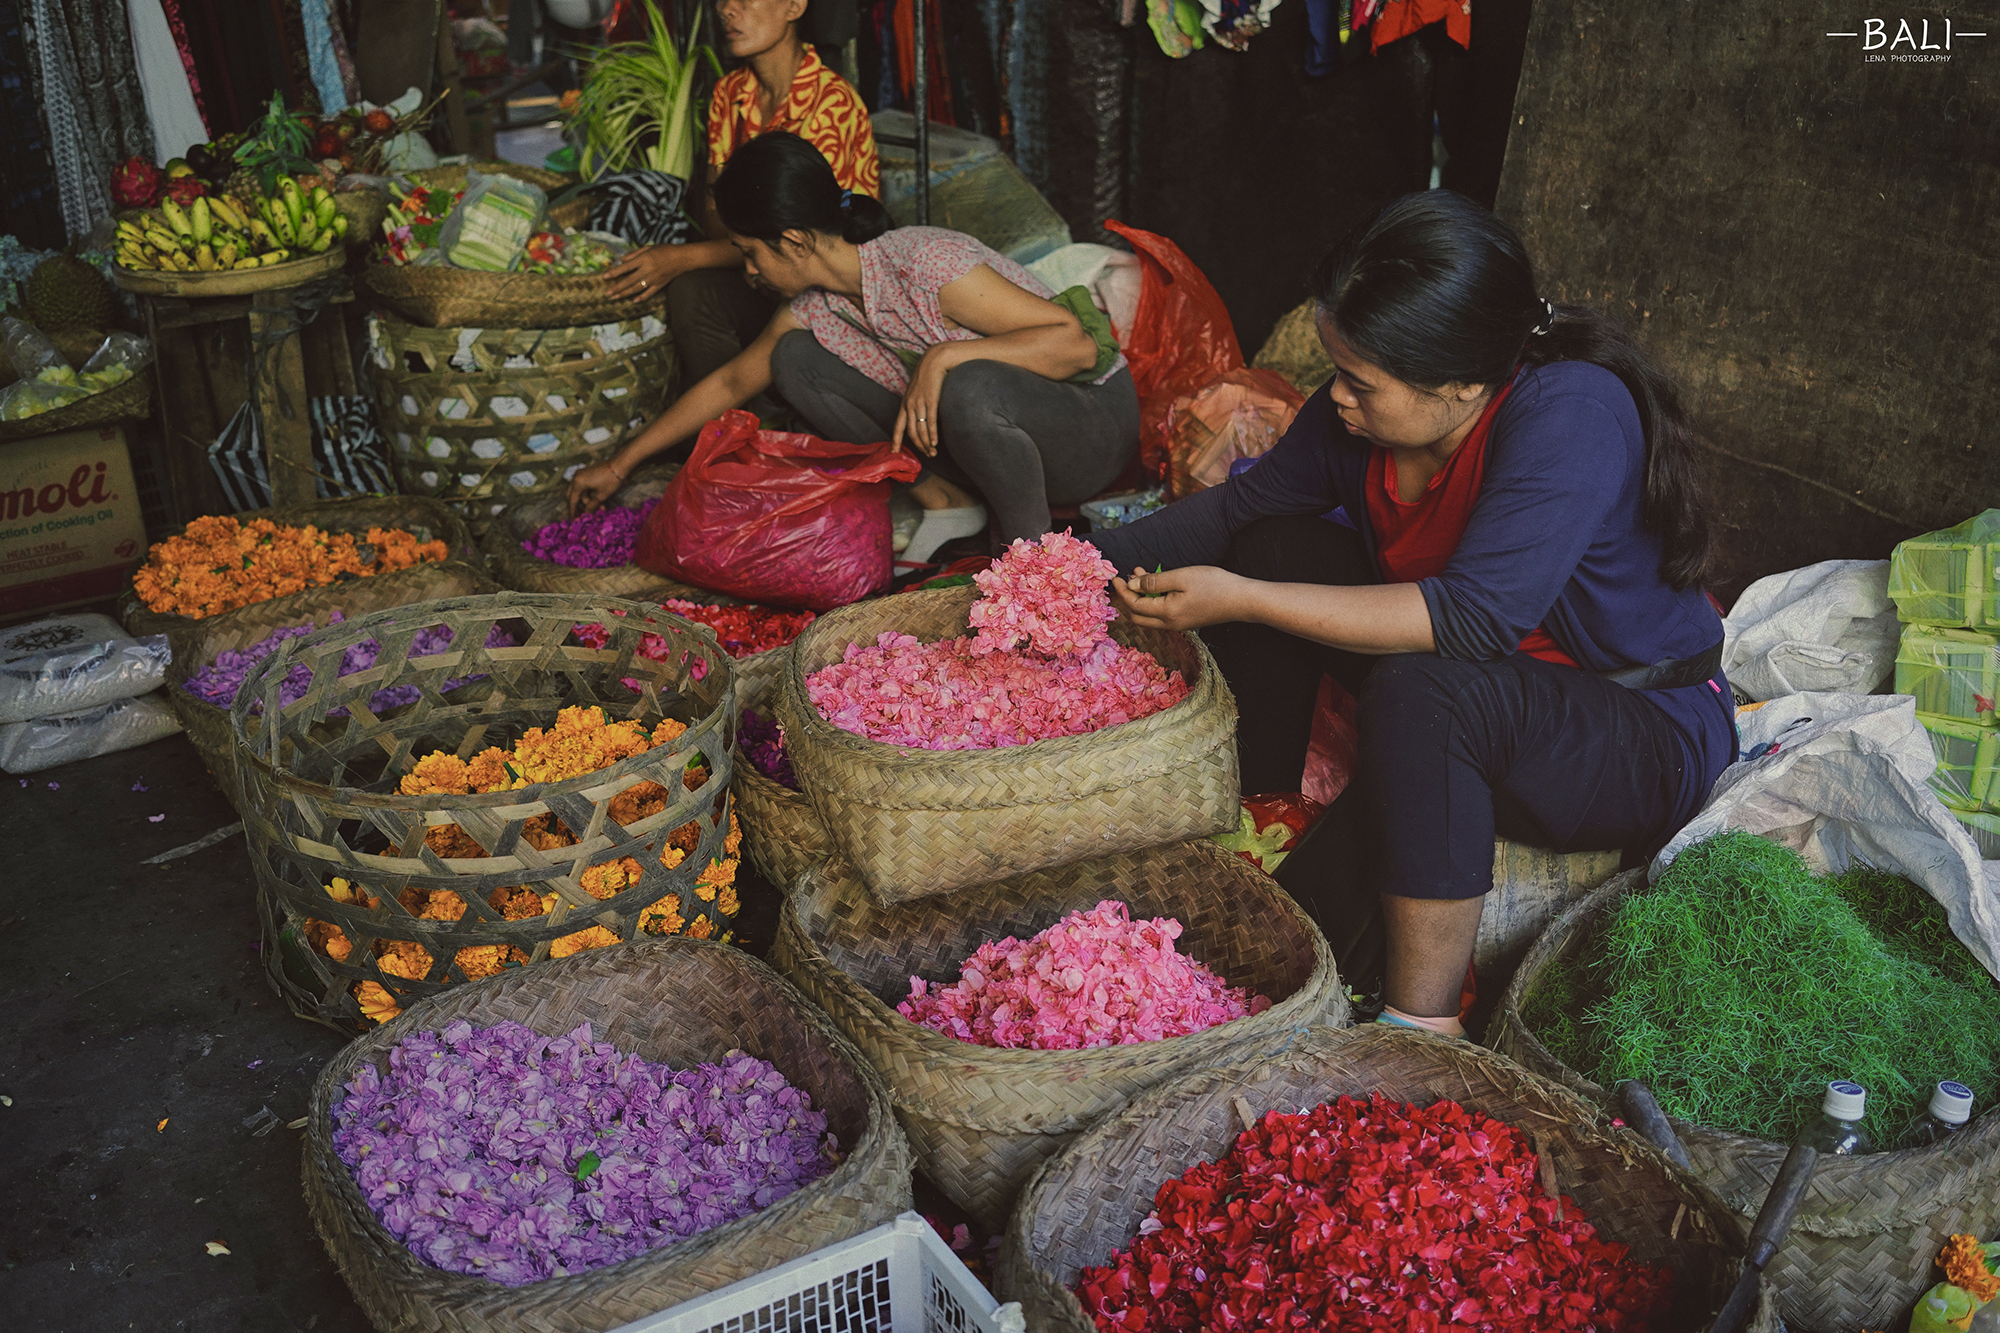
120, 495, 485, 653
231, 591, 742, 1032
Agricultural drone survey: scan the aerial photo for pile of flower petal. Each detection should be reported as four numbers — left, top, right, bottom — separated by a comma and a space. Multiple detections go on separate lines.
181, 613, 513, 713
575, 601, 815, 663
899, 900, 1267, 1050
522, 498, 659, 569
332, 1020, 835, 1286
133, 515, 449, 618
1075, 1095, 1674, 1332
305, 706, 741, 1025
739, 708, 796, 790
807, 534, 1189, 750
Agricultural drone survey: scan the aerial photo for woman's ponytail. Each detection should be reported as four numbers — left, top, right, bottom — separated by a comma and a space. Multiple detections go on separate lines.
714, 131, 896, 248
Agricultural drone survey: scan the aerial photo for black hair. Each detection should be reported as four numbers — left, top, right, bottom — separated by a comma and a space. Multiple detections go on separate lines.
1309, 190, 1715, 590
712, 130, 894, 249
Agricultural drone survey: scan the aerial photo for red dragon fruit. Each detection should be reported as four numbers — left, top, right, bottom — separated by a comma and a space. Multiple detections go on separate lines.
111, 155, 164, 209
164, 175, 208, 206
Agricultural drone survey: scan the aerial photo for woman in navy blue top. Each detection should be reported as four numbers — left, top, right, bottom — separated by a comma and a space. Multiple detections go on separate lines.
1096, 192, 1734, 1037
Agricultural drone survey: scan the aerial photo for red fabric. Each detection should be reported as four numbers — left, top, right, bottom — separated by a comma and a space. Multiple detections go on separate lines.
1364, 382, 1578, 667
1371, 0, 1472, 51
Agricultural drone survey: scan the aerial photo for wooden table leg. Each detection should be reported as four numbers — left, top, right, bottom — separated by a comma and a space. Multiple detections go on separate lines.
249, 292, 318, 508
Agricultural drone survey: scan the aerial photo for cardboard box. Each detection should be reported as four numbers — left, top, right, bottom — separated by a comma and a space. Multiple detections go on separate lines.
0, 425, 145, 618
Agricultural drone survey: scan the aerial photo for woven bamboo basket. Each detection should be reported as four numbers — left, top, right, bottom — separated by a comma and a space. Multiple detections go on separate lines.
0, 373, 153, 444
767, 839, 1347, 1230
234, 592, 744, 1032
304, 938, 912, 1333
368, 314, 676, 530
1000, 1024, 1777, 1333
479, 466, 735, 604
1495, 868, 2000, 1333
332, 187, 389, 245
360, 164, 651, 328
119, 494, 484, 655
162, 560, 498, 812
112, 243, 345, 297
780, 584, 1240, 903
729, 749, 828, 891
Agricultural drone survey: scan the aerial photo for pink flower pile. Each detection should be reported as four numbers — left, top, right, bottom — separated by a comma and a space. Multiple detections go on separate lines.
805, 534, 1189, 750
967, 530, 1118, 656
898, 900, 1269, 1050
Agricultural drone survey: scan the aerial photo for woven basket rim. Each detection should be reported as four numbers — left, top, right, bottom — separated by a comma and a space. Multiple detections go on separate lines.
305, 937, 903, 1307
228, 592, 737, 807
1003, 1022, 1768, 1330
781, 842, 1340, 1077
1497, 864, 2000, 1215
369, 332, 671, 387
0, 373, 151, 444
782, 584, 1219, 769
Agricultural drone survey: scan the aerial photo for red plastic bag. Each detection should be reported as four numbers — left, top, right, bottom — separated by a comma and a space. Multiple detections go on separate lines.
1212, 792, 1325, 875
634, 409, 921, 611
1103, 220, 1245, 482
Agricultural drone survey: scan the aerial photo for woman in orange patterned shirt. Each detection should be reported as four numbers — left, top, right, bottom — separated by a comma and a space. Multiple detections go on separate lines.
604, 0, 880, 388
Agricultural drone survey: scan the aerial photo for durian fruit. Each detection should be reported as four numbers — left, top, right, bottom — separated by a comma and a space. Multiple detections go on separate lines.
23, 254, 113, 333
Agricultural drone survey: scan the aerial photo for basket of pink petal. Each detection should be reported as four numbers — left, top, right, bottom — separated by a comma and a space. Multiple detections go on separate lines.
304, 937, 912, 1333
767, 838, 1346, 1231
777, 533, 1240, 904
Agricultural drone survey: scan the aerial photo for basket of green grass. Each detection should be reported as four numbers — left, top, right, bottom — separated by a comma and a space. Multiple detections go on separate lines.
1494, 831, 2000, 1333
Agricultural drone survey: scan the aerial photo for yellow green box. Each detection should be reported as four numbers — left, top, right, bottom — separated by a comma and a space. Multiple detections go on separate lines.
1897, 627, 2000, 727
1889, 509, 2000, 628
1919, 712, 2000, 810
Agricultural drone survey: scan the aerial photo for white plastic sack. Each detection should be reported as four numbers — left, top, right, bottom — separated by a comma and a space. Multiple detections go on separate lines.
1721, 559, 1899, 701
1652, 690, 2000, 981
0, 614, 172, 724
0, 691, 182, 774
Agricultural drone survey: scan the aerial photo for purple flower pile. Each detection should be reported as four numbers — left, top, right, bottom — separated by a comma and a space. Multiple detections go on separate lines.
739, 708, 796, 790
522, 498, 660, 569
332, 1020, 836, 1286
182, 613, 516, 714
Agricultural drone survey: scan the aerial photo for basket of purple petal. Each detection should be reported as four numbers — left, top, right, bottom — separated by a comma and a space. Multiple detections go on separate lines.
731, 705, 830, 890
163, 566, 501, 811
482, 467, 739, 605
304, 936, 912, 1333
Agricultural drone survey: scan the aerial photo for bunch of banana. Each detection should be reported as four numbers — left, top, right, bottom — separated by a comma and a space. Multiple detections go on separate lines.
114, 181, 348, 273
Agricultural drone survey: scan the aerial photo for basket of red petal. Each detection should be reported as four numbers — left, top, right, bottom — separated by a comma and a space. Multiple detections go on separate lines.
731, 705, 829, 889
779, 533, 1239, 903
768, 839, 1346, 1231
573, 601, 815, 713
480, 467, 728, 603
232, 593, 746, 1031
304, 937, 913, 1332
1000, 1023, 1778, 1333
121, 494, 484, 651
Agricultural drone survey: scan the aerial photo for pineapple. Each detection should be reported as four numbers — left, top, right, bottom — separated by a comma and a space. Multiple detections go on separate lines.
225, 168, 261, 210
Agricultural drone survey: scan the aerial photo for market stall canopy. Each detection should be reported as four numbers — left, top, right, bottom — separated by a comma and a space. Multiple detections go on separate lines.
1496, 0, 2000, 597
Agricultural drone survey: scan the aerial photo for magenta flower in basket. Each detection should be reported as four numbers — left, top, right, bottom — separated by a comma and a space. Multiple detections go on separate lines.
522, 498, 660, 569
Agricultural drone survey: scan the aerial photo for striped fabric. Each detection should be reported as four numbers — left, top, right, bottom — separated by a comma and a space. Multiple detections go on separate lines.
583, 170, 698, 248
207, 396, 396, 512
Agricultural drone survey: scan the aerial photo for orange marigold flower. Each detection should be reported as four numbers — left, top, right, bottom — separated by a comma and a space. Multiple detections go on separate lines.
579, 856, 644, 901
487, 884, 545, 920
304, 918, 354, 962
639, 895, 684, 936
132, 516, 444, 618
453, 944, 527, 979
551, 925, 620, 958
1943, 1234, 2000, 1302
717, 883, 739, 917
402, 752, 472, 797
355, 981, 402, 1024
375, 939, 433, 981
684, 914, 716, 941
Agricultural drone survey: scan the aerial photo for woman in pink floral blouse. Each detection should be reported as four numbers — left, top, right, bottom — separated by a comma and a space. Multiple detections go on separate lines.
570, 133, 1140, 564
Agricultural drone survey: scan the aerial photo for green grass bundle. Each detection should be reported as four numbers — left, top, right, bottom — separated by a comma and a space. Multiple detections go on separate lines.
1525, 831, 2000, 1146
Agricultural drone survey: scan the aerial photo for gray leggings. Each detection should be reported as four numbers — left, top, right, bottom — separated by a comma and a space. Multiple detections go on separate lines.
769, 330, 1140, 545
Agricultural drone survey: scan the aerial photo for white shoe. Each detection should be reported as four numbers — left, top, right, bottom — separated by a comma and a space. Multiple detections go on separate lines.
902, 505, 988, 564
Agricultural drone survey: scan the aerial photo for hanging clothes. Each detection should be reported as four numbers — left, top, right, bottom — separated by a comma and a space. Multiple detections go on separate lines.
273, 0, 320, 114
153, 0, 206, 127
0, 0, 64, 249
1369, 0, 1470, 51
171, 0, 239, 132
298, 0, 347, 114
127, 0, 207, 158
31, 0, 159, 239
892, 0, 954, 125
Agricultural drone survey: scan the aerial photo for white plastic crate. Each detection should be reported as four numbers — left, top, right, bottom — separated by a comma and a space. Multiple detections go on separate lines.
607, 1213, 1026, 1333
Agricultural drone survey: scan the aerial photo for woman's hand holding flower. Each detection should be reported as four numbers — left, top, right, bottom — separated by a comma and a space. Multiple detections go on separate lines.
1111, 565, 1252, 632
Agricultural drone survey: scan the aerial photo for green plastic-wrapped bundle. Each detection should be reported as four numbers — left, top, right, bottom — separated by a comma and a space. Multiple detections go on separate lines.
1898, 627, 2000, 727
1921, 712, 2000, 810
1888, 509, 2000, 629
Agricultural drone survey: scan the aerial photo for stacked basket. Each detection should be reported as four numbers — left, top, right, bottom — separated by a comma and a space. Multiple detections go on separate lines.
762, 581, 1353, 1232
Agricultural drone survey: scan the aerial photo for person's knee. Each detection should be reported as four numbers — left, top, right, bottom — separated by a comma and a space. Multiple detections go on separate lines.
1359, 654, 1462, 721
767, 330, 823, 390
664, 267, 717, 326
935, 359, 1019, 436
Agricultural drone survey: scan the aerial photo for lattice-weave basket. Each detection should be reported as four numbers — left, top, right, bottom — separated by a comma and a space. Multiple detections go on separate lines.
367, 313, 676, 530
779, 585, 1240, 904
1494, 869, 2000, 1333
162, 560, 499, 813
119, 494, 484, 656
999, 1024, 1776, 1333
233, 593, 742, 1032
767, 839, 1347, 1231
304, 938, 913, 1333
